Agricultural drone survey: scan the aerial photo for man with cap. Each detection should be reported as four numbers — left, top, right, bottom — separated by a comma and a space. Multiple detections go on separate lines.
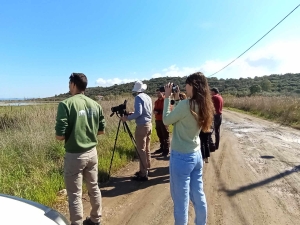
211, 87, 223, 150
121, 81, 152, 181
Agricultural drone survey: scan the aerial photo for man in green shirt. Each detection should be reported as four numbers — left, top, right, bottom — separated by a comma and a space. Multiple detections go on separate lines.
55, 73, 105, 225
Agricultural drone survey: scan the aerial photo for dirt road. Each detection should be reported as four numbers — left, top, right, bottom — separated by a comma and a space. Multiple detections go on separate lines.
77, 110, 300, 225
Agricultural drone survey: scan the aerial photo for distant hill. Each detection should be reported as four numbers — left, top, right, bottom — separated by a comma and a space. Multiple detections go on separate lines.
42, 73, 300, 101
0, 98, 24, 101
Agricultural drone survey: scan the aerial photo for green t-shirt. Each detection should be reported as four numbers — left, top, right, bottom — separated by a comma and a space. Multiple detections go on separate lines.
163, 98, 200, 154
55, 94, 106, 153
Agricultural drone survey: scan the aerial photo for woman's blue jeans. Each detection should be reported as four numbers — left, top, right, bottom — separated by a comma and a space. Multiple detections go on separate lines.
170, 150, 207, 225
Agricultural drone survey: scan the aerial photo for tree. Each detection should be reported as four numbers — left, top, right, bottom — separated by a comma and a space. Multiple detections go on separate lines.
250, 85, 262, 95
46, 73, 300, 99
261, 79, 272, 91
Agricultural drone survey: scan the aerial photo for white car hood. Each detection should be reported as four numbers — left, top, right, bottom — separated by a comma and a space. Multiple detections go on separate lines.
0, 195, 58, 225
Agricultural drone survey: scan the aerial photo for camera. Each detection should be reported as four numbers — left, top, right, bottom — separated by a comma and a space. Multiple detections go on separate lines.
110, 100, 128, 117
159, 84, 179, 93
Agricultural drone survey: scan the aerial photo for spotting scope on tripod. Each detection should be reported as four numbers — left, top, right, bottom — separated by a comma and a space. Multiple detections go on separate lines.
107, 100, 143, 180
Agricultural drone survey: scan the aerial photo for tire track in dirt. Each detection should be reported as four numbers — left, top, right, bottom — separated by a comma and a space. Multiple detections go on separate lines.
205, 131, 251, 225
211, 143, 225, 225
221, 110, 300, 225
245, 131, 300, 218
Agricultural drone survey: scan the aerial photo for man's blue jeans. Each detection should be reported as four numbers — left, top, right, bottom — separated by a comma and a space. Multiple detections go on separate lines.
170, 150, 207, 225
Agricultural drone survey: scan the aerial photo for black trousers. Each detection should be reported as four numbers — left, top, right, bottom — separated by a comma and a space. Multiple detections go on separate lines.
155, 120, 170, 153
200, 131, 210, 159
214, 114, 222, 149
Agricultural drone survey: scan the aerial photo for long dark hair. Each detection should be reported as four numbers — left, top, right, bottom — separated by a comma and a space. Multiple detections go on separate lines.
185, 72, 214, 132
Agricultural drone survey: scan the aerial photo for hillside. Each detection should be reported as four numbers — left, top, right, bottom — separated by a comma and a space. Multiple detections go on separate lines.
43, 73, 300, 101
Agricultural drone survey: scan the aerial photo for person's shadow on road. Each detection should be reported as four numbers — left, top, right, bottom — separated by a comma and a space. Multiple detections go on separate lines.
99, 166, 170, 198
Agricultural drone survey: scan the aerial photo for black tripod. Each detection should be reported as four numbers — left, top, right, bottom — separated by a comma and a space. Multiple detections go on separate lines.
107, 112, 144, 180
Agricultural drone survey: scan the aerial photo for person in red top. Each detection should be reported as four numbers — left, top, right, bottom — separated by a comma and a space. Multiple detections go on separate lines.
153, 88, 170, 156
211, 87, 223, 150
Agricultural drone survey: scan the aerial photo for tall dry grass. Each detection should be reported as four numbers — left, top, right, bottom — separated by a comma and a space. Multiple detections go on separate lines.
224, 95, 300, 129
0, 97, 159, 207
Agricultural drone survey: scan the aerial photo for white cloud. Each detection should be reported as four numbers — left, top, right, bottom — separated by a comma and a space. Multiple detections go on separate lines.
149, 37, 300, 79
95, 39, 300, 87
151, 39, 300, 80
152, 73, 162, 78
96, 78, 137, 87
151, 64, 200, 78
201, 39, 300, 79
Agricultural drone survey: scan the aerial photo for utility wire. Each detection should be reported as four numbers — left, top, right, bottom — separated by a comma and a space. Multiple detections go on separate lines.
208, 3, 300, 77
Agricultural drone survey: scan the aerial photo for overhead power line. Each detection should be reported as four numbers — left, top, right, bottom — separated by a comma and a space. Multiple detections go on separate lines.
208, 3, 300, 77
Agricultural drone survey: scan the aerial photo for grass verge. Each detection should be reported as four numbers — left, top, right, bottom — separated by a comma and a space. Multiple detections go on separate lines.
224, 95, 300, 129
0, 97, 159, 207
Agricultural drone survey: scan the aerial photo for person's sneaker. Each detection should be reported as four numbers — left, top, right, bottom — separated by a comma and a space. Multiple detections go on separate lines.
153, 149, 163, 154
205, 158, 209, 163
132, 175, 148, 181
83, 217, 100, 225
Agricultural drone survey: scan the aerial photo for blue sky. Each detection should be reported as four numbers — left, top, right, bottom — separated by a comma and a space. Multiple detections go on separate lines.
1, 0, 300, 98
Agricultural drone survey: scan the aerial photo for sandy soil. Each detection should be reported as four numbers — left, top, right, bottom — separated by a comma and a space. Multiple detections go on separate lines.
62, 109, 300, 225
